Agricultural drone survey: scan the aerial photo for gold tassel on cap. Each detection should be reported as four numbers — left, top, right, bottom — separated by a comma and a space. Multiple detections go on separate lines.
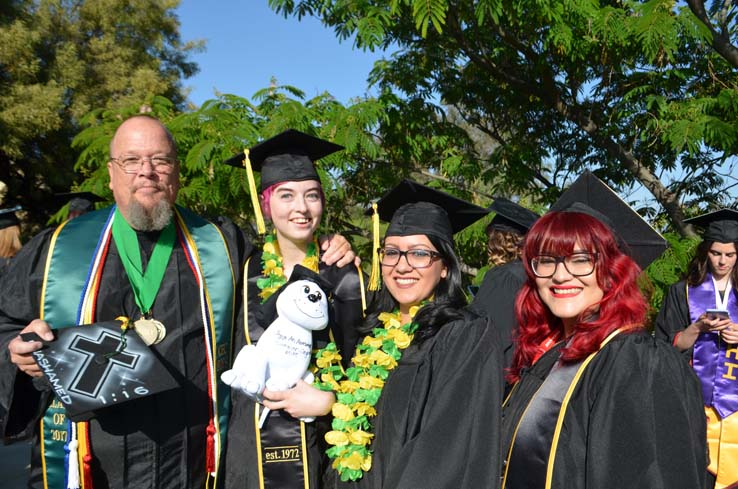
368, 202, 381, 291
242, 149, 266, 235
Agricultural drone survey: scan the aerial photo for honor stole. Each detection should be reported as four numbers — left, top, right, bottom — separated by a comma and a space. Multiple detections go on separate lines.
686, 279, 738, 486
38, 206, 235, 489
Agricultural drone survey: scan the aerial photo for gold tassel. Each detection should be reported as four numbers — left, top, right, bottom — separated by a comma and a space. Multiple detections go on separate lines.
242, 149, 266, 235
368, 202, 381, 291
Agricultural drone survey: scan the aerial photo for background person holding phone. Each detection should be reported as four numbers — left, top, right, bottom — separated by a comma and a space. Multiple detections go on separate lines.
655, 209, 738, 489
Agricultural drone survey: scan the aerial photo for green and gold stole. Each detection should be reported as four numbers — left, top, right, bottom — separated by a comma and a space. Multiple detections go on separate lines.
39, 205, 235, 489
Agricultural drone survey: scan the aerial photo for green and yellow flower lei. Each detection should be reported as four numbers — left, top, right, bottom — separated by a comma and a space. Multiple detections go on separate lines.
256, 232, 319, 302
313, 304, 422, 481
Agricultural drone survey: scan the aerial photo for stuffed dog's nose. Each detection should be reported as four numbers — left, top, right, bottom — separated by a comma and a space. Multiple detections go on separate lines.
308, 292, 322, 303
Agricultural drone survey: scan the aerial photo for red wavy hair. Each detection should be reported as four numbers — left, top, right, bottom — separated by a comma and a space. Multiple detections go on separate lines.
507, 211, 647, 383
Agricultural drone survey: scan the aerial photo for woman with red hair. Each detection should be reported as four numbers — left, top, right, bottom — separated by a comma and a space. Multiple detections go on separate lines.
500, 210, 706, 489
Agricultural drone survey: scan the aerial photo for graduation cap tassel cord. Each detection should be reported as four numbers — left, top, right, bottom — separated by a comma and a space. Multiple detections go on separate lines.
67, 422, 80, 489
243, 149, 266, 235
369, 202, 381, 291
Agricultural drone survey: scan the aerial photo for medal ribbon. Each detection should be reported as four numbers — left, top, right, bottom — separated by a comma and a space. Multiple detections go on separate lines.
532, 331, 562, 365
111, 208, 175, 315
688, 276, 738, 418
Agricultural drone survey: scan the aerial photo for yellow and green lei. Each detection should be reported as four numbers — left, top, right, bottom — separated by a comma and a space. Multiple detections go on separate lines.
257, 232, 319, 302
313, 304, 422, 481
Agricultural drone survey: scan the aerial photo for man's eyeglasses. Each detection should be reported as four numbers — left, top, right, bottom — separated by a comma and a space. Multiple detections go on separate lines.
111, 155, 178, 174
379, 248, 441, 269
530, 252, 597, 278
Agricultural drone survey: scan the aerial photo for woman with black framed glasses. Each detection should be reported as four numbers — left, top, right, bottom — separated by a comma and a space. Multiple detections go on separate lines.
316, 179, 503, 489
501, 209, 706, 489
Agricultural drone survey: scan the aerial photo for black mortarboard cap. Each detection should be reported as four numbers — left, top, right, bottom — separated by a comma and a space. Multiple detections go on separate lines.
549, 171, 667, 269
487, 198, 539, 234
0, 205, 21, 230
54, 192, 105, 213
373, 179, 490, 244
366, 179, 489, 290
27, 319, 177, 421
225, 129, 343, 192
684, 209, 738, 243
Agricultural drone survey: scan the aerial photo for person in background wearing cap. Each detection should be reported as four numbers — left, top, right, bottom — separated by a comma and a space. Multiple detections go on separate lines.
55, 191, 105, 220
468, 198, 539, 373
500, 210, 706, 489
0, 116, 356, 489
0, 206, 22, 276
222, 130, 366, 489
655, 208, 738, 488
484, 197, 538, 268
315, 179, 503, 489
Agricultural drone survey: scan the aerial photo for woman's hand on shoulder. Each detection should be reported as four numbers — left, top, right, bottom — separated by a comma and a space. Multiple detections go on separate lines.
262, 380, 336, 418
319, 234, 360, 268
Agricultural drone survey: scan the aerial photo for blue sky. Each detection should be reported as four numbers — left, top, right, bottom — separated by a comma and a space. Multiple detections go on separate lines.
177, 1, 383, 107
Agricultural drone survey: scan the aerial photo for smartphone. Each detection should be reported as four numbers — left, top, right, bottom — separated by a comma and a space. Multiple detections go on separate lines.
706, 308, 730, 320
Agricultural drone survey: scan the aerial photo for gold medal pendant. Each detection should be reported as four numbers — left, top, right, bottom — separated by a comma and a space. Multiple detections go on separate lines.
134, 318, 167, 346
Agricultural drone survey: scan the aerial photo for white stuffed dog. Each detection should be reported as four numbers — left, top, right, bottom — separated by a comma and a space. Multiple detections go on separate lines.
221, 279, 329, 424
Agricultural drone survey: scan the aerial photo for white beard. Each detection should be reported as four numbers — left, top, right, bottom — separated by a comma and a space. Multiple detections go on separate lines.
126, 198, 173, 231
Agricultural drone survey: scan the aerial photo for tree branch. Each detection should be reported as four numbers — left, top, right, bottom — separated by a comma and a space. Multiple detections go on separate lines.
446, 8, 695, 236
686, 0, 738, 69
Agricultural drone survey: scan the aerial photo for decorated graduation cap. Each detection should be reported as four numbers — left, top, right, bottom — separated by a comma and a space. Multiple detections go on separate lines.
25, 319, 177, 421
55, 191, 105, 215
224, 129, 343, 234
684, 208, 738, 243
367, 179, 490, 289
487, 197, 539, 234
0, 205, 21, 230
549, 170, 667, 269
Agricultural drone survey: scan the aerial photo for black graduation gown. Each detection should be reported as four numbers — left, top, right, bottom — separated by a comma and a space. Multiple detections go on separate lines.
333, 311, 503, 489
467, 260, 526, 372
224, 252, 365, 489
0, 256, 10, 278
654, 280, 736, 488
0, 216, 250, 489
654, 280, 697, 357
501, 330, 707, 489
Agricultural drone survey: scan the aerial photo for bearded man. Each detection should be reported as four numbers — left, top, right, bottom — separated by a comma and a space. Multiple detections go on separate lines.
0, 116, 352, 489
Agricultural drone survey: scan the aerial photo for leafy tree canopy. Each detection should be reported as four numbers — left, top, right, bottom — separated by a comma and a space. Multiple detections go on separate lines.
72, 82, 495, 274
0, 0, 201, 230
268, 0, 738, 236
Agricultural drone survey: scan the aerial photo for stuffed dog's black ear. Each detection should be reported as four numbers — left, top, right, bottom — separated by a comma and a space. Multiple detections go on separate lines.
259, 265, 335, 325
288, 265, 335, 295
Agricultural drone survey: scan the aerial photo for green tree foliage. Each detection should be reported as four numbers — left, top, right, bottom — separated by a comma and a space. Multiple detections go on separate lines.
645, 232, 700, 319
72, 84, 495, 275
269, 0, 738, 236
0, 0, 201, 229
73, 86, 382, 246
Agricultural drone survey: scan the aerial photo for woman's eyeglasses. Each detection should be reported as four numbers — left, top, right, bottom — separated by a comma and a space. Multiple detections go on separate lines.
379, 248, 441, 269
530, 252, 597, 278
